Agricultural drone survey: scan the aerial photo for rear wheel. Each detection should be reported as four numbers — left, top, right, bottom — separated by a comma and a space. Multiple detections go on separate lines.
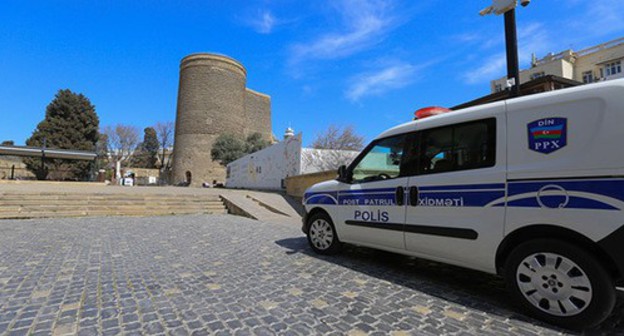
504, 239, 616, 330
307, 212, 342, 255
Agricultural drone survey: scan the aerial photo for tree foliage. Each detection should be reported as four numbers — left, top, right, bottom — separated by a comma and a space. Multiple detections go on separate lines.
211, 134, 247, 165
311, 125, 364, 151
1, 140, 14, 146
211, 132, 271, 166
24, 89, 99, 180
245, 132, 271, 153
131, 127, 159, 168
94, 133, 109, 172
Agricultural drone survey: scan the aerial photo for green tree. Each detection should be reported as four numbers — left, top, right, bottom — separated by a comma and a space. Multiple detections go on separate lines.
245, 132, 271, 153
24, 89, 99, 180
94, 133, 109, 172
211, 132, 271, 166
211, 134, 247, 165
1, 140, 14, 146
132, 127, 159, 168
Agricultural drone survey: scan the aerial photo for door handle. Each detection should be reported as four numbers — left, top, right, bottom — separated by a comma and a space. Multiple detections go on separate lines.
409, 186, 419, 206
395, 187, 404, 206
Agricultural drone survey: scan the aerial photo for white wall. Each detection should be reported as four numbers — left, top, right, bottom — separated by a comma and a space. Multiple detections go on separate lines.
226, 134, 302, 190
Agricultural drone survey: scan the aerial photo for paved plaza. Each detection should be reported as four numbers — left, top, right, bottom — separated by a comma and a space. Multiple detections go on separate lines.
0, 214, 622, 336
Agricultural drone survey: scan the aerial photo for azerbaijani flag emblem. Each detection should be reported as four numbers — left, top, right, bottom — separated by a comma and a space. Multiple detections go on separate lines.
527, 117, 567, 154
530, 124, 563, 139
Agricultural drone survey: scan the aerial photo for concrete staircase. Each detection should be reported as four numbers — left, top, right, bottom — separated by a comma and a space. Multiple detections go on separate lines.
0, 192, 228, 219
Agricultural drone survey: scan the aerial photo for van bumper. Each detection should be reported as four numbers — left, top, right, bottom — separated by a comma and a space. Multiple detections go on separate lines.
301, 211, 309, 234
598, 225, 624, 283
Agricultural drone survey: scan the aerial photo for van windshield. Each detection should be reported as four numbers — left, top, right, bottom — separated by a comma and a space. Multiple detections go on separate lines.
351, 135, 405, 183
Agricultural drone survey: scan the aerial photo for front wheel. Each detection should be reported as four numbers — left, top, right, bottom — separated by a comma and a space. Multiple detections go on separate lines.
306, 212, 342, 255
504, 239, 616, 330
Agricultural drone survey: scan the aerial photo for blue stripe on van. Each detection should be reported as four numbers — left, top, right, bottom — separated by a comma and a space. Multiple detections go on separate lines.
508, 179, 624, 201
304, 179, 624, 210
506, 196, 618, 210
419, 183, 505, 191
505, 179, 624, 210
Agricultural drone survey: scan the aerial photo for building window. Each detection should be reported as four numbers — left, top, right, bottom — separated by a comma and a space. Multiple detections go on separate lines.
494, 84, 503, 92
530, 72, 545, 80
605, 60, 622, 77
582, 71, 594, 83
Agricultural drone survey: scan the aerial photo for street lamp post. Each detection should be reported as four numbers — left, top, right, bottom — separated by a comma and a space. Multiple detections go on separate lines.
480, 0, 530, 98
504, 9, 520, 97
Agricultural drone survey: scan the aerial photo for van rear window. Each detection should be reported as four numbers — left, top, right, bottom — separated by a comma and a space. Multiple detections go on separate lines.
406, 118, 496, 176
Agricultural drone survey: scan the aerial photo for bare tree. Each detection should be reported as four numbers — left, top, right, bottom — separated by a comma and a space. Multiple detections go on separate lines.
154, 121, 174, 170
103, 124, 140, 178
301, 148, 359, 173
311, 125, 365, 151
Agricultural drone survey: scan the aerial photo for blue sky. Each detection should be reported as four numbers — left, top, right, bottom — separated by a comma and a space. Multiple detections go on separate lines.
1, 0, 623, 146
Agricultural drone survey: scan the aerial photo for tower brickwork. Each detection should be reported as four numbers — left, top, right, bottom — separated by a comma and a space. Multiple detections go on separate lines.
244, 89, 272, 140
171, 53, 272, 186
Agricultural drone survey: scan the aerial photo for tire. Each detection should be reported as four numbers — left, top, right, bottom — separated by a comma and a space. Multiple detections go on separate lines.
306, 212, 342, 255
504, 239, 616, 330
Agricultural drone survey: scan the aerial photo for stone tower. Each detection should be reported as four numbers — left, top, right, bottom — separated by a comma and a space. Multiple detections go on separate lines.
171, 53, 272, 186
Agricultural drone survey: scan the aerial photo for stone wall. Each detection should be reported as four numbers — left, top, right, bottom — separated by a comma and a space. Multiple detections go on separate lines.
0, 157, 34, 179
285, 171, 337, 198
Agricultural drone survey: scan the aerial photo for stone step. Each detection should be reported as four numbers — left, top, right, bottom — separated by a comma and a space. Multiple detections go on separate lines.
0, 205, 227, 212
0, 195, 221, 202
0, 208, 228, 219
0, 200, 224, 206
0, 192, 228, 219
0, 203, 224, 210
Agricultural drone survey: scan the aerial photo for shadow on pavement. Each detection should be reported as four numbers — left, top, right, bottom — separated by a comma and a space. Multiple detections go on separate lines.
279, 193, 306, 217
275, 236, 624, 335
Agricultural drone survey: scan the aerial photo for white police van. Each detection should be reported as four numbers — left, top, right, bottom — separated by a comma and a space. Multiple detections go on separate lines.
302, 79, 624, 329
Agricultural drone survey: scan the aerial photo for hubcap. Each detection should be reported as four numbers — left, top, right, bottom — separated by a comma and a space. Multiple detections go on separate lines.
309, 219, 334, 250
516, 252, 592, 317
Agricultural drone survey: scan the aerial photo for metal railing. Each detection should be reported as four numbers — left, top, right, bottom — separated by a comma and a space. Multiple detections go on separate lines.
576, 37, 624, 57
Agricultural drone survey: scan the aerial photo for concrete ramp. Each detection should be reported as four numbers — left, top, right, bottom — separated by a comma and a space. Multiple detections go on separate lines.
220, 190, 303, 225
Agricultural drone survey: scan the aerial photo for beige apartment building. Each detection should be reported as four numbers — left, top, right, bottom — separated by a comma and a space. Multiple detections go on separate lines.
491, 37, 624, 93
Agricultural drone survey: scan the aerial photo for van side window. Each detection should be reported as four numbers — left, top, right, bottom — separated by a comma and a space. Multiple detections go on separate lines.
351, 135, 406, 183
416, 118, 496, 175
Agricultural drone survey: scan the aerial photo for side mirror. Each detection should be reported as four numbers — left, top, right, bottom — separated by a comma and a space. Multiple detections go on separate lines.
337, 165, 349, 182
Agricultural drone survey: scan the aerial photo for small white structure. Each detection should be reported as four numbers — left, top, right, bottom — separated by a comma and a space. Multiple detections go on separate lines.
226, 129, 359, 190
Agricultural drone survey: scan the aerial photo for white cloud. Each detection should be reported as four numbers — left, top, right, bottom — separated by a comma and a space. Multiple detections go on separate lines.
462, 53, 507, 85
583, 0, 624, 35
289, 0, 398, 63
461, 22, 552, 84
346, 62, 418, 102
245, 9, 277, 34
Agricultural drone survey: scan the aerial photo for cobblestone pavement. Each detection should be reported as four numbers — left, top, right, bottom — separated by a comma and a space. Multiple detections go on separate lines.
0, 215, 622, 336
